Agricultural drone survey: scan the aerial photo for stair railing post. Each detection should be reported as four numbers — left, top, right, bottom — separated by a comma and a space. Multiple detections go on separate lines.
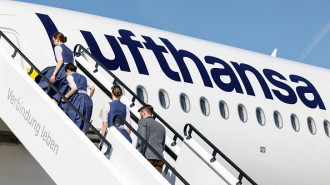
11, 49, 17, 59
210, 150, 217, 162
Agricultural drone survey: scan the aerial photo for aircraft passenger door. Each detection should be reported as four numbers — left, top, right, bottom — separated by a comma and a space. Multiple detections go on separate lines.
0, 28, 24, 69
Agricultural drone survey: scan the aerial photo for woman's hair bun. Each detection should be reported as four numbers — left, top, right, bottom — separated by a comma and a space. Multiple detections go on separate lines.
65, 63, 77, 72
63, 36, 67, 43
112, 85, 123, 97
53, 32, 67, 43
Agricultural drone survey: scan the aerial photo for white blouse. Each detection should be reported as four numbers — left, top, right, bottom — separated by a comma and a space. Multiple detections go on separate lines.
66, 73, 93, 89
100, 102, 131, 125
54, 45, 76, 65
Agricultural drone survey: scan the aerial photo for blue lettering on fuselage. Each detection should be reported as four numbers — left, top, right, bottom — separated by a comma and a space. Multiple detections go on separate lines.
36, 13, 326, 110
263, 69, 297, 104
80, 30, 131, 72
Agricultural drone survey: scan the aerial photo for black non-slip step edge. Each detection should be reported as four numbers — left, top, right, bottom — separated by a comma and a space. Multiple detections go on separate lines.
0, 131, 20, 144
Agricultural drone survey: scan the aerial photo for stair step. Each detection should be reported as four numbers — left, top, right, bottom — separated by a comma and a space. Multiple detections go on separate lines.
86, 127, 101, 146
87, 127, 101, 134
0, 131, 20, 144
87, 133, 101, 142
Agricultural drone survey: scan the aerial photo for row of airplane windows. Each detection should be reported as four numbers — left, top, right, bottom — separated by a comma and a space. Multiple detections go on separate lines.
135, 86, 330, 138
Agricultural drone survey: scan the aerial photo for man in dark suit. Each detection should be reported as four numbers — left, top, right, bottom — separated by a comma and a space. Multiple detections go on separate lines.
137, 105, 166, 173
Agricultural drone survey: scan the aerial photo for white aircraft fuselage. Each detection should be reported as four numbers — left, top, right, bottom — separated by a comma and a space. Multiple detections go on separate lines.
0, 1, 329, 184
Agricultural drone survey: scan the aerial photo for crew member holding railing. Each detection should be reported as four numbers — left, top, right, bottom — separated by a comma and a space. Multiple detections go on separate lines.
35, 32, 75, 104
60, 63, 95, 134
99, 85, 132, 149
137, 105, 166, 173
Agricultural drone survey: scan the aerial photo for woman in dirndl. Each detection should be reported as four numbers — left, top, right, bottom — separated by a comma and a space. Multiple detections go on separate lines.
35, 32, 74, 104
99, 85, 132, 149
61, 63, 95, 134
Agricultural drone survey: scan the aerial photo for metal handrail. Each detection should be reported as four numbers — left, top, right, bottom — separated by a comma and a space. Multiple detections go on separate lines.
74, 44, 184, 144
113, 114, 189, 185
183, 123, 257, 185
0, 31, 112, 150
75, 60, 177, 160
74, 60, 139, 122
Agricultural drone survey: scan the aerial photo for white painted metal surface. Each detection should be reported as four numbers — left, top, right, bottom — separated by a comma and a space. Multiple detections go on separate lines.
0, 44, 188, 185
0, 1, 329, 184
179, 138, 239, 185
0, 45, 131, 184
76, 51, 242, 185
104, 127, 170, 185
75, 53, 182, 154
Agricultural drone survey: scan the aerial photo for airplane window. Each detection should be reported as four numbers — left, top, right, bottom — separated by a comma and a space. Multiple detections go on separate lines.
256, 107, 265, 126
219, 101, 229, 119
238, 104, 248, 123
180, 93, 190, 113
324, 120, 330, 137
274, 111, 283, 129
307, 117, 316, 135
159, 89, 170, 109
200, 97, 210, 116
136, 86, 148, 103
291, 114, 300, 132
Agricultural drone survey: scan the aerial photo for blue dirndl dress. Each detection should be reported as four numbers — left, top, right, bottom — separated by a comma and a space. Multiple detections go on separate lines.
100, 100, 132, 148
60, 73, 93, 134
35, 44, 74, 102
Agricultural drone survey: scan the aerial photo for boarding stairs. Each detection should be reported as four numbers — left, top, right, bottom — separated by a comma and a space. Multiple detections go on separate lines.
0, 30, 257, 185
74, 44, 258, 185
0, 31, 169, 185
